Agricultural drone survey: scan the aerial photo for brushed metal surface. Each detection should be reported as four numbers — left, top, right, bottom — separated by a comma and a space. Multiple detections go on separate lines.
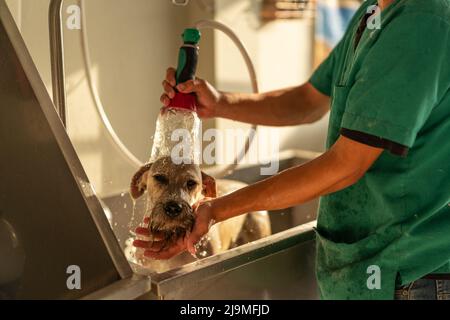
151, 222, 318, 300
0, 0, 132, 299
81, 274, 151, 300
84, 223, 318, 300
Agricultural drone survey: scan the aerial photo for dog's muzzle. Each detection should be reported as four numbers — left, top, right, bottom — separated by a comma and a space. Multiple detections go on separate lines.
163, 200, 183, 218
148, 201, 195, 248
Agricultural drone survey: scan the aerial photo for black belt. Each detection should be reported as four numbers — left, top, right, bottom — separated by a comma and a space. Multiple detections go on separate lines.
396, 274, 450, 290
422, 274, 450, 280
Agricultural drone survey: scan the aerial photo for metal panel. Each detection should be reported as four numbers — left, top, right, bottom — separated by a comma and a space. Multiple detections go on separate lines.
0, 0, 132, 299
85, 222, 319, 300
163, 240, 318, 299
150, 222, 318, 299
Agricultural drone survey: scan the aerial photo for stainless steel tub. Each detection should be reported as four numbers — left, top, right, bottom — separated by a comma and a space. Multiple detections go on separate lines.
97, 150, 321, 300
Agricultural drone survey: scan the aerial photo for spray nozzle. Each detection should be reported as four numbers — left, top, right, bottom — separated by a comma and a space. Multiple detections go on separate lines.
167, 28, 202, 111
182, 28, 201, 44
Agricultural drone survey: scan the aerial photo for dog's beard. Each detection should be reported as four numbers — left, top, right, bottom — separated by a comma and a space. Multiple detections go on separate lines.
147, 201, 195, 250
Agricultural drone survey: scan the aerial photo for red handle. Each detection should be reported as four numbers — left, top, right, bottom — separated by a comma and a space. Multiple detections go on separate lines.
167, 92, 197, 112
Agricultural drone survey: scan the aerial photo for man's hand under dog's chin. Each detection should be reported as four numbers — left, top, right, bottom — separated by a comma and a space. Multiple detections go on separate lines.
133, 198, 218, 260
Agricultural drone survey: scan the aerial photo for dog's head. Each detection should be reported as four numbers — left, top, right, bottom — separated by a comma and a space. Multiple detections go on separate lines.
130, 156, 216, 247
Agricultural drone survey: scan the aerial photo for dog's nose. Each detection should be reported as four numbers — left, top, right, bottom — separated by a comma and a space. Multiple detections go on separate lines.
164, 201, 183, 218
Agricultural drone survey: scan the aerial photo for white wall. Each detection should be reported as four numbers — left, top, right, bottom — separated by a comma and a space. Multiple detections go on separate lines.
214, 0, 329, 162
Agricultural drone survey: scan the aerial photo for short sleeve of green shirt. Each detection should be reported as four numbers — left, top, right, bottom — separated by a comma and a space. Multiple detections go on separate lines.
342, 13, 450, 148
309, 39, 346, 97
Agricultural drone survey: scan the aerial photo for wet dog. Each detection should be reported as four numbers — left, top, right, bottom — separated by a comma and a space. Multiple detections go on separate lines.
128, 156, 271, 272
130, 157, 216, 248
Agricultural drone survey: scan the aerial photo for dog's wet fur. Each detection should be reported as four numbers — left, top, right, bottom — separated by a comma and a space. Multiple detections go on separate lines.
130, 157, 271, 270
130, 157, 217, 249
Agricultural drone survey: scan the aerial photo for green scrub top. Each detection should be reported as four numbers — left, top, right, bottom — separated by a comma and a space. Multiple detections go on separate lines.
310, 0, 450, 300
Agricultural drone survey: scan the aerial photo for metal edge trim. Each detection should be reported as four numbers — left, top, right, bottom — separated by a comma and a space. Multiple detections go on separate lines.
81, 275, 152, 300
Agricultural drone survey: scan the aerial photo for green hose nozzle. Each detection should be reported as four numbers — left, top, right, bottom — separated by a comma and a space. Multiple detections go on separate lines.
176, 28, 201, 84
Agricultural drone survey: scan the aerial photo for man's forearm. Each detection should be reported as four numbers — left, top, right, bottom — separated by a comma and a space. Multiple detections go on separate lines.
216, 82, 329, 126
212, 150, 355, 221
211, 136, 383, 222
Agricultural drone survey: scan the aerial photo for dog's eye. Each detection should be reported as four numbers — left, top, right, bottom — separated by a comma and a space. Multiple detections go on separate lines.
153, 174, 168, 184
186, 179, 198, 190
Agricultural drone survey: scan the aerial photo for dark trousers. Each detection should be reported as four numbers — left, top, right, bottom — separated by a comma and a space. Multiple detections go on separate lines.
395, 279, 450, 300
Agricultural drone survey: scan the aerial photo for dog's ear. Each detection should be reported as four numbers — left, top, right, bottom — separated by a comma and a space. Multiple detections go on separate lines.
130, 163, 152, 200
201, 171, 217, 198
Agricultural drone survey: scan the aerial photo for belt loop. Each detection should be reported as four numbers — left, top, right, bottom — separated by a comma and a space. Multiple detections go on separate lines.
436, 280, 443, 300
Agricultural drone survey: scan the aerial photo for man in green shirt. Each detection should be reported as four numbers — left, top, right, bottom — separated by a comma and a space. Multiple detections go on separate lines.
135, 0, 450, 299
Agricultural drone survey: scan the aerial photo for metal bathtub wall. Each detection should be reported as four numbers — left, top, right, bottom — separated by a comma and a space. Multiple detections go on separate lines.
145, 222, 318, 300
97, 152, 321, 300
0, 0, 133, 299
